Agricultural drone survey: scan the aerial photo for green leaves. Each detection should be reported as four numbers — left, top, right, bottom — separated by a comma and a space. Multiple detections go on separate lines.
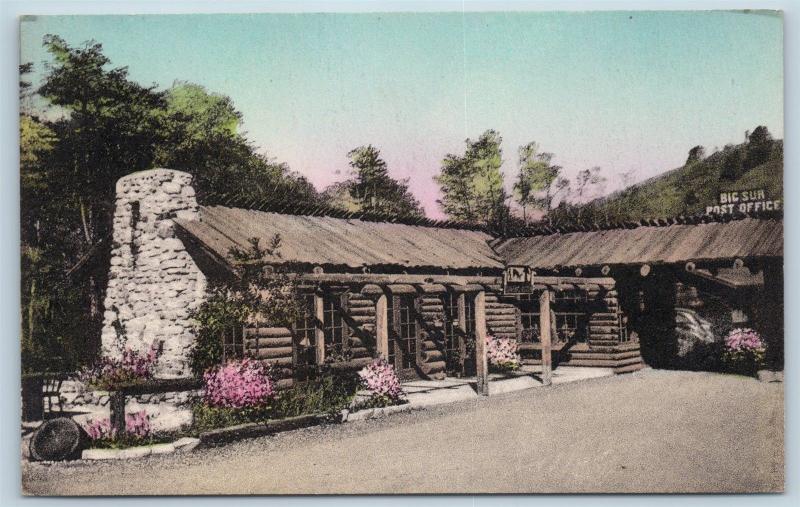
323, 144, 424, 217
435, 129, 508, 224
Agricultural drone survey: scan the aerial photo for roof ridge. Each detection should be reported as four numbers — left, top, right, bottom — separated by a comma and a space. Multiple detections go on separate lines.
499, 209, 783, 238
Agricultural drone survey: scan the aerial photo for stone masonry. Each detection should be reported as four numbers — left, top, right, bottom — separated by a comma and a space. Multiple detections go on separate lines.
100, 169, 207, 379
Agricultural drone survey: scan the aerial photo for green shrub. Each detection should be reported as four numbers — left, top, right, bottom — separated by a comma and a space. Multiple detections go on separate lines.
191, 404, 271, 433
272, 370, 360, 419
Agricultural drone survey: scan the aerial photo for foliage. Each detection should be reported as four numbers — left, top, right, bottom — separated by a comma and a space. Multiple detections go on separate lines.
513, 142, 568, 223
83, 410, 158, 448
192, 368, 360, 431
486, 335, 521, 372
435, 129, 509, 224
190, 403, 268, 433
544, 126, 782, 228
203, 358, 276, 409
326, 145, 424, 216
357, 358, 406, 407
271, 369, 361, 418
20, 36, 320, 374
721, 328, 765, 376
190, 237, 303, 375
77, 340, 161, 390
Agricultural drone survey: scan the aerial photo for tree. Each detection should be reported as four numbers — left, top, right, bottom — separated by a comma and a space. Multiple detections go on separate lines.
573, 166, 606, 203
21, 36, 322, 372
155, 82, 319, 207
744, 125, 773, 170
327, 145, 423, 216
686, 145, 706, 165
512, 142, 565, 225
436, 130, 507, 224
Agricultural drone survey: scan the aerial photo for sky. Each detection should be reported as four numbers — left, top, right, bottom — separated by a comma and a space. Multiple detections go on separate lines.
20, 11, 784, 218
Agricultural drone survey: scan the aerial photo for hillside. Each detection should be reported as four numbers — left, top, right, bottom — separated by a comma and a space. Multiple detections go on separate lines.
560, 132, 783, 224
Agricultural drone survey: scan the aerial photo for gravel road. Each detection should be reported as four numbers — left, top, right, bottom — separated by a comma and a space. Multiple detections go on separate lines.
22, 369, 784, 495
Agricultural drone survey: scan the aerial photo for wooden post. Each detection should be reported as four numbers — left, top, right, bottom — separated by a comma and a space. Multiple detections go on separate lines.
539, 290, 553, 386
457, 293, 467, 374
375, 293, 389, 359
314, 292, 325, 364
109, 391, 126, 436
474, 291, 489, 396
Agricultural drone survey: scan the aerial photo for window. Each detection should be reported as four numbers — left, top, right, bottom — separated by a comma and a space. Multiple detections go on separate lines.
516, 290, 589, 343
292, 292, 351, 368
294, 294, 317, 375
442, 293, 460, 372
323, 293, 349, 357
389, 295, 418, 371
221, 325, 244, 362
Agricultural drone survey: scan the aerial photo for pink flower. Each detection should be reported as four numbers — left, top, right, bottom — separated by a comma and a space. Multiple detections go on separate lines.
78, 340, 161, 390
203, 358, 276, 408
724, 328, 764, 352
358, 358, 405, 402
486, 335, 521, 369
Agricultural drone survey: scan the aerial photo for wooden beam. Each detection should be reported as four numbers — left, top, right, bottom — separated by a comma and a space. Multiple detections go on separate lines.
375, 293, 389, 359
265, 272, 501, 286
314, 293, 325, 365
539, 290, 553, 386
474, 291, 489, 396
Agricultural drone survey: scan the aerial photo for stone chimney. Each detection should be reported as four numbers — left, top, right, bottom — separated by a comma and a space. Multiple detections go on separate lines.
100, 169, 206, 379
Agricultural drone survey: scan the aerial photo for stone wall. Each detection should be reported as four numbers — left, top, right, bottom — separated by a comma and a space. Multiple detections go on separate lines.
100, 169, 207, 379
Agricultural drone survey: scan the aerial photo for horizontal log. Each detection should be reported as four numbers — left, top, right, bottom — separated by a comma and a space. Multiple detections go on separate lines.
325, 357, 374, 371
275, 378, 294, 389
423, 350, 444, 362
486, 307, 517, 315
245, 341, 292, 352
350, 315, 375, 324
421, 312, 444, 320
349, 306, 375, 316
252, 353, 293, 365
419, 284, 447, 294
420, 361, 446, 375
590, 325, 619, 334
421, 296, 443, 304
422, 340, 438, 350
245, 327, 293, 338
348, 296, 373, 305
245, 335, 294, 347
254, 346, 293, 359
489, 326, 518, 334
487, 316, 517, 324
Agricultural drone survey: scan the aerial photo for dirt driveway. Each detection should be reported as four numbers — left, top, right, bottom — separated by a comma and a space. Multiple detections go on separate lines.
22, 369, 783, 495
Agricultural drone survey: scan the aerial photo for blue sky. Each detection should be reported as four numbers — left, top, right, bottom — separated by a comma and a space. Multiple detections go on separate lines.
20, 11, 783, 218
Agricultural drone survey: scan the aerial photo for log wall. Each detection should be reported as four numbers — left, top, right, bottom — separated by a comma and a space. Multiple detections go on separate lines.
244, 326, 295, 388
418, 294, 447, 380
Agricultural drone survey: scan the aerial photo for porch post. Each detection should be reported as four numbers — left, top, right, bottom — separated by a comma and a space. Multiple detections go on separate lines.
474, 290, 489, 396
314, 292, 325, 364
375, 293, 389, 359
539, 290, 553, 386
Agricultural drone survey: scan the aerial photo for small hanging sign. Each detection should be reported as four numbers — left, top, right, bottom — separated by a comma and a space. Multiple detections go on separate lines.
504, 265, 535, 294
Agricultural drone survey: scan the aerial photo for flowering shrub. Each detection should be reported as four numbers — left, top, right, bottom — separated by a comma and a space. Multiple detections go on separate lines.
487, 335, 521, 372
83, 410, 151, 444
722, 328, 765, 376
78, 341, 161, 390
203, 358, 276, 409
85, 417, 116, 441
357, 358, 405, 407
125, 410, 152, 439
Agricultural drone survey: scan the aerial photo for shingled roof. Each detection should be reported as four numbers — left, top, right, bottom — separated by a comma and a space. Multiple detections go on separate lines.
492, 217, 783, 269
174, 206, 504, 271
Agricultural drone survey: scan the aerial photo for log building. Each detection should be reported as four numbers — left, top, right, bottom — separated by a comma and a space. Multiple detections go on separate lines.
101, 169, 784, 391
